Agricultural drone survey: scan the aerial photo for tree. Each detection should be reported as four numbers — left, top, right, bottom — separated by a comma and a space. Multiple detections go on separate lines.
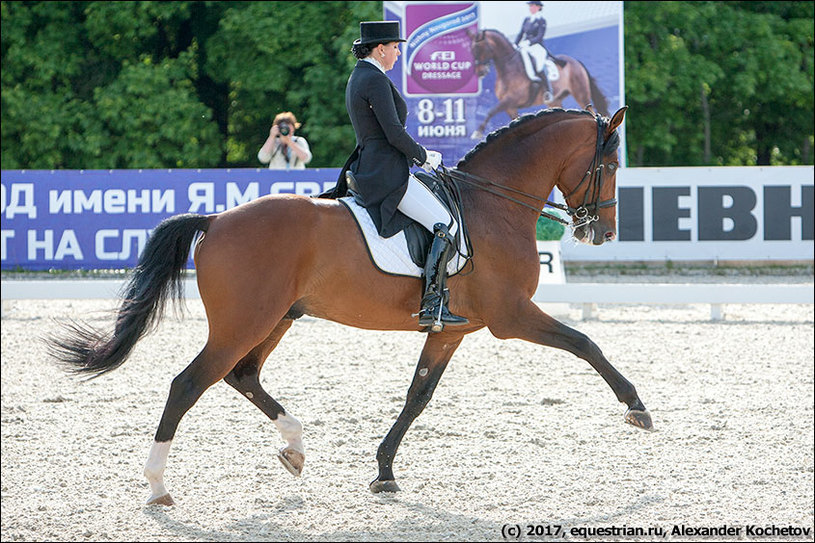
202, 1, 381, 167
624, 1, 813, 166
0, 1, 382, 170
1, 1, 223, 169
2, 2, 812, 169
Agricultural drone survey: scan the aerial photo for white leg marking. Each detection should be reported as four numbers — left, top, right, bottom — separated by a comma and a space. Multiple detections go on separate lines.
274, 413, 304, 454
144, 440, 172, 501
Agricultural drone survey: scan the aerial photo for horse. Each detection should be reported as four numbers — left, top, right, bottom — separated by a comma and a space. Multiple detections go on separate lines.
48, 106, 651, 506
467, 29, 610, 139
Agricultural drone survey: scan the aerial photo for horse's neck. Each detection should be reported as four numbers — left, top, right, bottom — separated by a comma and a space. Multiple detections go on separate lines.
459, 149, 559, 233
489, 32, 516, 64
459, 115, 590, 226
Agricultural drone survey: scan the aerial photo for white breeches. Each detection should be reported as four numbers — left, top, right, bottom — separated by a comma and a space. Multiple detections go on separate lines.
520, 43, 548, 80
397, 175, 457, 235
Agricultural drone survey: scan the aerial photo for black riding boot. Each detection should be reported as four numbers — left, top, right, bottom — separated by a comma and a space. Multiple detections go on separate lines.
418, 223, 469, 332
538, 71, 553, 102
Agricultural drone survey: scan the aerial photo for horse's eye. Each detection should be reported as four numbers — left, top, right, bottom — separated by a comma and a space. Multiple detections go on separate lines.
607, 163, 617, 173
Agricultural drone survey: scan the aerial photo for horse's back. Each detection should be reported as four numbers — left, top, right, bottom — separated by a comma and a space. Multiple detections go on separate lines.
195, 194, 352, 276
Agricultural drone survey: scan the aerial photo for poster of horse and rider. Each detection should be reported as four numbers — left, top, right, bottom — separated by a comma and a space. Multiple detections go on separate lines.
384, 0, 624, 164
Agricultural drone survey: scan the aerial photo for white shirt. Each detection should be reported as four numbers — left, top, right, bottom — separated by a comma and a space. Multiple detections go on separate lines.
257, 136, 312, 170
363, 56, 387, 74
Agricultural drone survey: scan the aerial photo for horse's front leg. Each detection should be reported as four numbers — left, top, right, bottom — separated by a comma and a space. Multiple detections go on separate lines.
472, 100, 514, 139
489, 299, 652, 430
370, 331, 465, 493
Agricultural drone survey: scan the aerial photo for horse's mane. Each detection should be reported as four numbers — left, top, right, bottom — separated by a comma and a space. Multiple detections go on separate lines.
457, 108, 612, 169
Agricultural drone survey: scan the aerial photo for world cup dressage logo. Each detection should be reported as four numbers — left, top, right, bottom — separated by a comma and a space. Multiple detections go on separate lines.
404, 3, 480, 95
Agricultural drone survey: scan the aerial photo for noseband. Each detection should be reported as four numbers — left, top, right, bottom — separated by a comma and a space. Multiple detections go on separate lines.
442, 113, 618, 228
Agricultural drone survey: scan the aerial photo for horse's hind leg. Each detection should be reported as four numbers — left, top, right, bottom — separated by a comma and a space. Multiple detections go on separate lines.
143, 342, 256, 505
370, 331, 464, 493
490, 299, 652, 430
223, 318, 305, 477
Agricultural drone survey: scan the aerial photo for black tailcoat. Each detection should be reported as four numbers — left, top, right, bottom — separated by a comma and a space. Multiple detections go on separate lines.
343, 60, 427, 238
515, 16, 547, 46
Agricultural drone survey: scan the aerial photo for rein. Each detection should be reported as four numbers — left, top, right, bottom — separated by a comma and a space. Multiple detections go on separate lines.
472, 30, 519, 69
440, 113, 618, 228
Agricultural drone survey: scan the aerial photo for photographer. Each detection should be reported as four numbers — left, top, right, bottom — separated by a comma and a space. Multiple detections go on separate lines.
257, 111, 312, 169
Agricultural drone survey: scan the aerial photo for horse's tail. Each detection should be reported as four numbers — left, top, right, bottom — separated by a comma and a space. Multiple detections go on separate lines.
48, 213, 210, 378
579, 60, 610, 118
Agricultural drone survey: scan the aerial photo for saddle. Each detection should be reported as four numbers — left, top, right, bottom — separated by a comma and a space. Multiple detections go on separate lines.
345, 170, 471, 270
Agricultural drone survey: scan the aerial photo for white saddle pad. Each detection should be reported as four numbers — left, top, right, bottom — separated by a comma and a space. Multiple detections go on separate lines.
339, 196, 468, 278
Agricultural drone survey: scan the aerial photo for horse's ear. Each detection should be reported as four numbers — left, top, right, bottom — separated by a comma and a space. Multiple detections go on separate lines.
607, 106, 628, 135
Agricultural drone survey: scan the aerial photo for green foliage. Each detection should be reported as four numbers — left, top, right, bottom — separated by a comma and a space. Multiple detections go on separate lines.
624, 1, 813, 166
536, 214, 566, 241
1, 1, 812, 170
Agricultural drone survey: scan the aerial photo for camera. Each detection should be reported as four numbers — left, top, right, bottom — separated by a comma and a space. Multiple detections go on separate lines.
278, 123, 290, 136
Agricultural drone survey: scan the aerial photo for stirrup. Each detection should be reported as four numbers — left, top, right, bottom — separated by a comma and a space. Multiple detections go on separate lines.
418, 292, 468, 333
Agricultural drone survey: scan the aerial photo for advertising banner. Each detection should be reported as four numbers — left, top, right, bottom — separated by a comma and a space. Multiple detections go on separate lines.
384, 0, 625, 165
560, 166, 814, 262
1, 168, 340, 270
2, 166, 812, 270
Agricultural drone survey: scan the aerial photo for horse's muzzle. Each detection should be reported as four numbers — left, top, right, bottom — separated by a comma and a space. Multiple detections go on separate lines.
573, 225, 616, 245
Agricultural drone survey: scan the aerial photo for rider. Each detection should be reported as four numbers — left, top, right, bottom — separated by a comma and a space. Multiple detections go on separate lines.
515, 0, 553, 102
342, 21, 468, 332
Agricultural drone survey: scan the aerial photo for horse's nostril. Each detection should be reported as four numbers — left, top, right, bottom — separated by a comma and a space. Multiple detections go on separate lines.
605, 231, 616, 241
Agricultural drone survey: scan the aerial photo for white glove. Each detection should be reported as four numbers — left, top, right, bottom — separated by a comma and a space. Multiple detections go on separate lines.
421, 150, 442, 172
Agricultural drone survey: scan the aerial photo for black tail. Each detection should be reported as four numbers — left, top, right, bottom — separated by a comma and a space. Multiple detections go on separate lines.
47, 213, 210, 378
579, 60, 610, 118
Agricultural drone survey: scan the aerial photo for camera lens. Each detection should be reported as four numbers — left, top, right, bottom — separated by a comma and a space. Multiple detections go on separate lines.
279, 125, 290, 136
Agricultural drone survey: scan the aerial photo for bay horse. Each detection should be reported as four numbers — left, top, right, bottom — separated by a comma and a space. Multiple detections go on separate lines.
48, 106, 651, 506
467, 29, 610, 139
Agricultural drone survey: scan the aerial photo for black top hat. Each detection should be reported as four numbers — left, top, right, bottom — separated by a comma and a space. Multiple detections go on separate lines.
527, 1, 543, 5
354, 21, 406, 46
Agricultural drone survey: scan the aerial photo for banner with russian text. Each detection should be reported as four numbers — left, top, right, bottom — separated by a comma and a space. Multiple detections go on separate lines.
383, 0, 625, 165
1, 168, 340, 270
2, 166, 811, 270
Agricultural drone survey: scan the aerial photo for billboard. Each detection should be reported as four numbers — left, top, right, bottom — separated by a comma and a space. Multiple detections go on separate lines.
3, 166, 811, 270
560, 166, 813, 262
384, 1, 625, 165
1, 168, 340, 270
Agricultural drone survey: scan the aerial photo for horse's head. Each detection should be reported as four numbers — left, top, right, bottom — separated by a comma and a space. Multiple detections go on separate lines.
557, 106, 627, 245
467, 29, 498, 78
454, 106, 628, 247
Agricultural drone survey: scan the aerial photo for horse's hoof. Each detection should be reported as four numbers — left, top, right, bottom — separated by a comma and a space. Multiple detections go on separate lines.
370, 479, 401, 494
277, 447, 305, 477
625, 408, 654, 431
146, 493, 175, 506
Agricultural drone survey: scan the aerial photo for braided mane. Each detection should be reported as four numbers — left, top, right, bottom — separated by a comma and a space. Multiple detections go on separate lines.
457, 108, 616, 168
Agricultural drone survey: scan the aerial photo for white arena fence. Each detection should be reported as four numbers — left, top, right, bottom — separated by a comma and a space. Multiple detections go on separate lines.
2, 279, 811, 321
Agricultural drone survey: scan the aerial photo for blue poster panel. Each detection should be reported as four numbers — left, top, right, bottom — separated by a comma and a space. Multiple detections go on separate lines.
384, 0, 624, 165
1, 168, 340, 270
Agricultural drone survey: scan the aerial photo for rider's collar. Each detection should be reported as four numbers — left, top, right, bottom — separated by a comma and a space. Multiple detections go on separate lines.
363, 57, 387, 74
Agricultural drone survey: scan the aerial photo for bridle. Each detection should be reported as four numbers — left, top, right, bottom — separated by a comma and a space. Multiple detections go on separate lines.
439, 113, 619, 229
471, 30, 519, 72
